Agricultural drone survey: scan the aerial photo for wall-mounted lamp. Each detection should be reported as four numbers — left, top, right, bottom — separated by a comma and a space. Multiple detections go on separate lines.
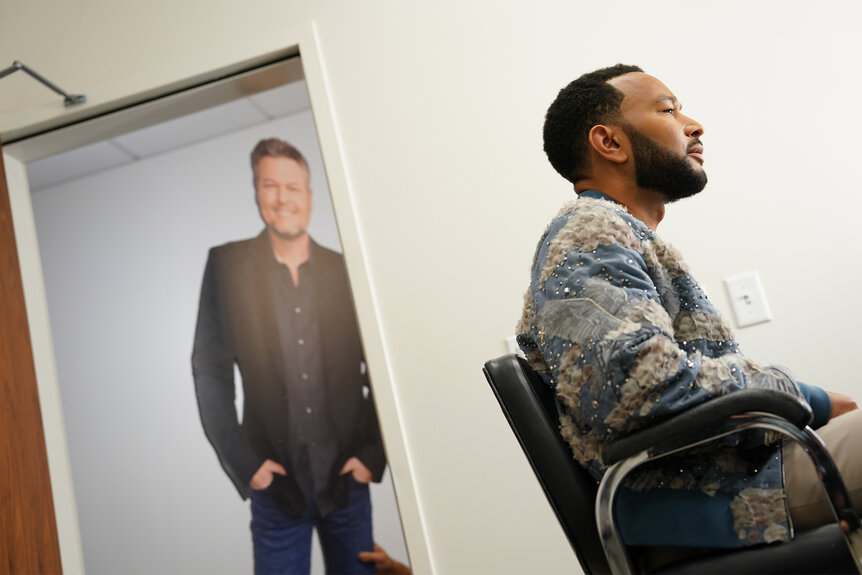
0, 61, 86, 107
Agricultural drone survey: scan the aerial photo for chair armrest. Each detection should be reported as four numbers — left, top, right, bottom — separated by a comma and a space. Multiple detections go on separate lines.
602, 388, 813, 466
596, 408, 862, 575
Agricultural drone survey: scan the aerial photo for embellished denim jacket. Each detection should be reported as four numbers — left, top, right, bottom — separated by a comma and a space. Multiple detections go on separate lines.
516, 191, 829, 548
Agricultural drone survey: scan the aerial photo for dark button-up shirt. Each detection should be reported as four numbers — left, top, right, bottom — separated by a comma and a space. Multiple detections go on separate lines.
270, 251, 340, 516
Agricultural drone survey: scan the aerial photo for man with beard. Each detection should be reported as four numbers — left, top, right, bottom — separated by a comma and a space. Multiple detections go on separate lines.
516, 65, 862, 552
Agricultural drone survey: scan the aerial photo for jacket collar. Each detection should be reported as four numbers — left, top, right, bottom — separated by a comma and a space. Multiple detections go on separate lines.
578, 189, 617, 203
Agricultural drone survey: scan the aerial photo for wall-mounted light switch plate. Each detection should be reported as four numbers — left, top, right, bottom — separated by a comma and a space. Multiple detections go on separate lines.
723, 271, 771, 328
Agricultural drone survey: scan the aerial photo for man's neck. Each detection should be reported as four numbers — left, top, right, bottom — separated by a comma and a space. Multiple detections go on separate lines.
575, 179, 665, 230
267, 229, 310, 285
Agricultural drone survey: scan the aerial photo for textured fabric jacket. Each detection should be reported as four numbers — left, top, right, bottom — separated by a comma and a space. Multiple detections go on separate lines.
192, 232, 386, 516
516, 191, 829, 548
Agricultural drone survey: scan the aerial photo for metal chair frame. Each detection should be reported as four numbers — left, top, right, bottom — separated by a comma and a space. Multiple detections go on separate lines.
484, 353, 862, 574
597, 414, 862, 574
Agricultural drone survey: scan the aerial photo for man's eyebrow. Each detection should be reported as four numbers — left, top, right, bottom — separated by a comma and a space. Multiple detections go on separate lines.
657, 95, 681, 110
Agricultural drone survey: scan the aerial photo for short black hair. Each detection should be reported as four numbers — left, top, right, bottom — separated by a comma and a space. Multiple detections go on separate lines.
543, 64, 643, 184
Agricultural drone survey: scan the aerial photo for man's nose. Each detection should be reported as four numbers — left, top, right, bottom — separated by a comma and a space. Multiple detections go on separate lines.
685, 115, 704, 139
276, 186, 292, 203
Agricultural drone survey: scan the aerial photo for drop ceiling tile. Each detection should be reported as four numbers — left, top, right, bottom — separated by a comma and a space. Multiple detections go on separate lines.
26, 141, 134, 190
250, 80, 310, 118
26, 80, 312, 189
112, 98, 267, 158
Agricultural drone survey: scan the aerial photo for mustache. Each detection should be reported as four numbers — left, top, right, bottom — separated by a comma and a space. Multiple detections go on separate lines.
687, 139, 704, 152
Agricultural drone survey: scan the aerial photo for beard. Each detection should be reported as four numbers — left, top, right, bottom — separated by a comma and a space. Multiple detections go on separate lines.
623, 125, 707, 203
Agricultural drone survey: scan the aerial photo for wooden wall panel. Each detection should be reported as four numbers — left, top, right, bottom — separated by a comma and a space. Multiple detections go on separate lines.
0, 141, 62, 574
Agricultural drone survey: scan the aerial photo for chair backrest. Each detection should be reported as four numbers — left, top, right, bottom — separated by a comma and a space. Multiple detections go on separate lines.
483, 354, 610, 575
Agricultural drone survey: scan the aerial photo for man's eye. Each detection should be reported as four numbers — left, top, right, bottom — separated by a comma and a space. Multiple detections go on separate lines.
663, 108, 676, 114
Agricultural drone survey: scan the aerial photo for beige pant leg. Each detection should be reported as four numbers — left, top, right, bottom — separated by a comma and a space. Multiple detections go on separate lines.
784, 408, 862, 531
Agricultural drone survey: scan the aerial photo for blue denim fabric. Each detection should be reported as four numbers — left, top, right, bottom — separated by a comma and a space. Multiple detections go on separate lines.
797, 381, 832, 428
250, 478, 375, 575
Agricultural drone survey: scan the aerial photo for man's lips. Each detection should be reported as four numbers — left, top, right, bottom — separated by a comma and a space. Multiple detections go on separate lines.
687, 143, 704, 164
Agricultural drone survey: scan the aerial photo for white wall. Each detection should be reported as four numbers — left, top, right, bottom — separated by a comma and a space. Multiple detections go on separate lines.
29, 110, 407, 574
4, 2, 862, 574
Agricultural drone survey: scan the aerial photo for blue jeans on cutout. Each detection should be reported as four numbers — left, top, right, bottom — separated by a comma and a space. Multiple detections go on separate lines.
250, 478, 375, 575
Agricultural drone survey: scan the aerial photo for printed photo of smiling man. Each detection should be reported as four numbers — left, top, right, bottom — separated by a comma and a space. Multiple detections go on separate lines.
192, 138, 387, 575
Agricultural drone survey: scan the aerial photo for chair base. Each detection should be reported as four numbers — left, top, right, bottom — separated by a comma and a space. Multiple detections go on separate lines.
649, 524, 857, 574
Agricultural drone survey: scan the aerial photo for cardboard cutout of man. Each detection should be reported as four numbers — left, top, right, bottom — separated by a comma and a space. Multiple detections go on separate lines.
193, 138, 385, 574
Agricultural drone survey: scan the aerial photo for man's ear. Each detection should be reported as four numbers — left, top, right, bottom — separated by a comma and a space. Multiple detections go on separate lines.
588, 125, 628, 164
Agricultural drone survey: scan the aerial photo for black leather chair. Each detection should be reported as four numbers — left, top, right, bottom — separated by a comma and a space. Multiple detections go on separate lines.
483, 353, 862, 574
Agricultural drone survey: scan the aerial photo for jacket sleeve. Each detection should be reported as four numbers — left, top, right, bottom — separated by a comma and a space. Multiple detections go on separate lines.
797, 381, 832, 428
354, 361, 387, 482
191, 249, 264, 498
527, 212, 805, 448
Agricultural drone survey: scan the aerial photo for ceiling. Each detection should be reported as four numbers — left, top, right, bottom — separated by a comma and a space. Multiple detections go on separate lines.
25, 80, 310, 191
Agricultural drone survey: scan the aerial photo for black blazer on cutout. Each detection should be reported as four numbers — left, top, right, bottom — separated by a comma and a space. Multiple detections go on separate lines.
192, 231, 385, 515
